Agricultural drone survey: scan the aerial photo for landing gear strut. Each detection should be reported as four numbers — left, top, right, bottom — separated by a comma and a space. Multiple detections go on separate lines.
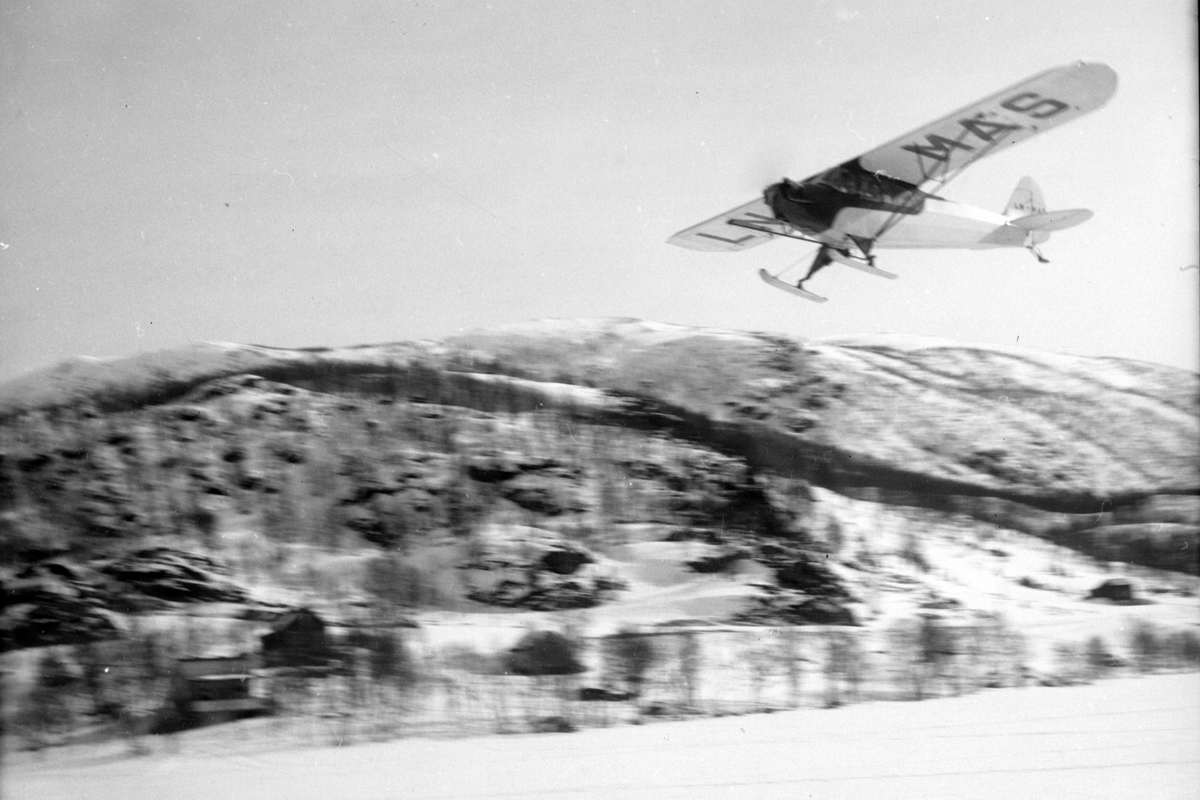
796, 238, 877, 289
796, 247, 835, 290
1024, 231, 1050, 263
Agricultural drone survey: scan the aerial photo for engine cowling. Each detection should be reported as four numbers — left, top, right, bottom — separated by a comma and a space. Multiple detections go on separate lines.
763, 179, 838, 234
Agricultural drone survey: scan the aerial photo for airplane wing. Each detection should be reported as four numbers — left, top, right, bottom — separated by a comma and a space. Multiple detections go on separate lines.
852, 61, 1118, 188
666, 197, 778, 252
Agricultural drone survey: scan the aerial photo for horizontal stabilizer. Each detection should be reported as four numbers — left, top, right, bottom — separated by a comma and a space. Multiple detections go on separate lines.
1009, 208, 1093, 232
758, 269, 828, 302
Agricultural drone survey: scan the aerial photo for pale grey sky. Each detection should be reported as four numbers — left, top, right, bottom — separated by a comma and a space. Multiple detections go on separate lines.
1, 0, 1197, 382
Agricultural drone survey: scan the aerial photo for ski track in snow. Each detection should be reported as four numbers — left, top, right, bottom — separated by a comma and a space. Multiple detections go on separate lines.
10, 673, 1198, 800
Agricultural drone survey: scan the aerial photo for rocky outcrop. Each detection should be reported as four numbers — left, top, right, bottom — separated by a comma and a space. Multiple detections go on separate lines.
98, 548, 246, 605
734, 593, 858, 626
0, 548, 250, 651
461, 528, 623, 611
773, 556, 849, 599
0, 562, 121, 650
686, 548, 748, 574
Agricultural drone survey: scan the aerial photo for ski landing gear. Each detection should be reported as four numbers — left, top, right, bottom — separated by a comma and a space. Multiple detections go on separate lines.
759, 268, 828, 302
1025, 231, 1050, 263
794, 246, 836, 292
760, 236, 897, 302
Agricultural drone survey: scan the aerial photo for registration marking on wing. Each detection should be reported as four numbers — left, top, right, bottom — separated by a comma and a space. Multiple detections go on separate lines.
667, 198, 778, 252
695, 231, 757, 246
857, 62, 1118, 187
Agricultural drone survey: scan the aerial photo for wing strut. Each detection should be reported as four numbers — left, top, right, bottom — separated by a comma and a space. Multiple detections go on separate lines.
868, 131, 1009, 244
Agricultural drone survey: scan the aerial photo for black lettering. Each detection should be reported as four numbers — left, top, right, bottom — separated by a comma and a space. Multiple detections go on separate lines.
1000, 92, 1069, 119
959, 117, 1022, 142
697, 231, 755, 246
900, 134, 975, 162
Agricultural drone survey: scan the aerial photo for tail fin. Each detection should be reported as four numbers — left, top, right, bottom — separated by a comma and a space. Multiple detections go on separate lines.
1003, 176, 1045, 217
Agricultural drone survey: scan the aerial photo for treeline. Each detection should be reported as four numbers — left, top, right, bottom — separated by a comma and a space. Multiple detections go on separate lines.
10, 613, 1200, 756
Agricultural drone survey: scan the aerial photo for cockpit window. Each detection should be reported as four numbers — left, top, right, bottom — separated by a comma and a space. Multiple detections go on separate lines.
814, 165, 922, 209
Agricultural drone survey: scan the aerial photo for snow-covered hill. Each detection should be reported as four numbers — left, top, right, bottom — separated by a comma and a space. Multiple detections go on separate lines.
2, 318, 1196, 575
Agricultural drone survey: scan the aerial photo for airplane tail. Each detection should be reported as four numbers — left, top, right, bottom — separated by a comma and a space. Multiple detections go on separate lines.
1003, 176, 1046, 217
1003, 176, 1092, 245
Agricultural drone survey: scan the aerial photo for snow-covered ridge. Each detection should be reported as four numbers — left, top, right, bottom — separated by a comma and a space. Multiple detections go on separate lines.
0, 318, 1195, 574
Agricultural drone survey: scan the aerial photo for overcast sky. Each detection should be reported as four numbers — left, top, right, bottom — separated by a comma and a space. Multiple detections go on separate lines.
1, 0, 1197, 382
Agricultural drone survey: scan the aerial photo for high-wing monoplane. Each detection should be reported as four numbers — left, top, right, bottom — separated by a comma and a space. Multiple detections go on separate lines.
668, 62, 1118, 302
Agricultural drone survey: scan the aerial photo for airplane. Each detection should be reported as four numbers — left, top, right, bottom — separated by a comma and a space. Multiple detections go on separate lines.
667, 62, 1118, 302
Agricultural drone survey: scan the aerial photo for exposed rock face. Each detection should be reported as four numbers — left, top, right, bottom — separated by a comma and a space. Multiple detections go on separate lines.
734, 593, 858, 627
774, 557, 849, 598
98, 548, 247, 605
783, 597, 857, 626
0, 548, 245, 650
467, 576, 621, 612
461, 527, 622, 611
0, 562, 120, 650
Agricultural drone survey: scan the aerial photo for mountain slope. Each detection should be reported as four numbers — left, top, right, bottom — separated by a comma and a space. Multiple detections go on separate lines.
1, 319, 1196, 575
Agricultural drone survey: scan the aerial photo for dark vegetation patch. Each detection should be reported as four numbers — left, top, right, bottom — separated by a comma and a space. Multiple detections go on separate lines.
734, 594, 857, 626
686, 549, 748, 574
505, 630, 585, 676
1058, 524, 1200, 575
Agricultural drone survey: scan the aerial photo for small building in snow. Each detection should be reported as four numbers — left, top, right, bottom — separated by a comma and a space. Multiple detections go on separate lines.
260, 608, 329, 667
170, 653, 268, 724
1087, 578, 1136, 603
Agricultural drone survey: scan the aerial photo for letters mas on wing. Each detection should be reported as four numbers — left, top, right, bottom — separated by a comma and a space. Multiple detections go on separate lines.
900, 91, 1070, 165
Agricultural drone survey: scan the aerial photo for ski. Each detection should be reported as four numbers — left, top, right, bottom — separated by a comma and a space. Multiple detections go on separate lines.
758, 269, 828, 302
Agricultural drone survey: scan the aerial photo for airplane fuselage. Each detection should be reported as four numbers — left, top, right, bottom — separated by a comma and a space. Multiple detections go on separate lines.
764, 164, 926, 235
764, 170, 1040, 252
834, 197, 1037, 249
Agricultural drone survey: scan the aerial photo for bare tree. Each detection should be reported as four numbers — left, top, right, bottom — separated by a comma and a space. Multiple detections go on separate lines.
1165, 629, 1200, 669
364, 553, 421, 620
1128, 620, 1162, 673
780, 627, 803, 708
887, 616, 955, 700
17, 650, 76, 752
603, 627, 657, 705
678, 632, 701, 711
823, 630, 863, 707
364, 627, 420, 738
744, 637, 774, 711
1084, 635, 1117, 681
